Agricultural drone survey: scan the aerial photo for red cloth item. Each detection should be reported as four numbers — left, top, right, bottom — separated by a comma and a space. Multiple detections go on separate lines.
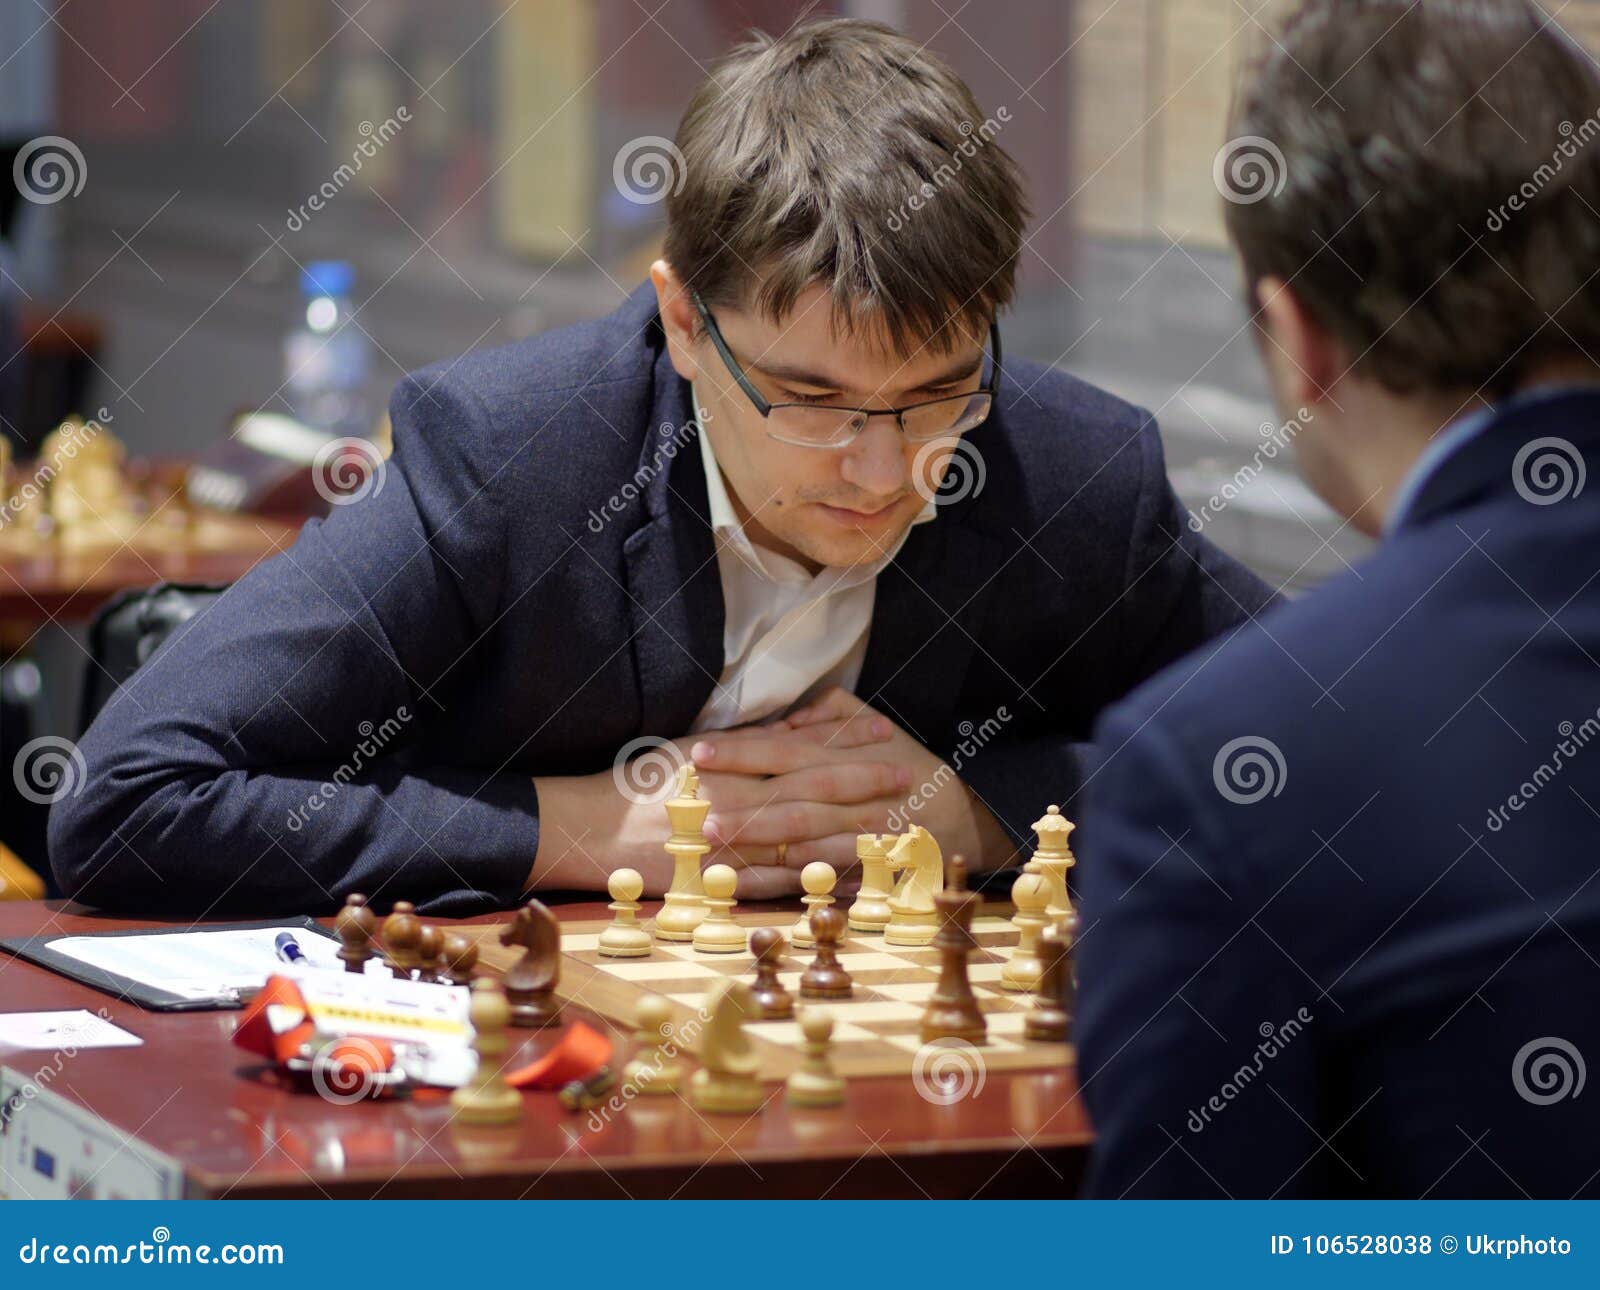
505, 1021, 612, 1089
231, 973, 317, 1065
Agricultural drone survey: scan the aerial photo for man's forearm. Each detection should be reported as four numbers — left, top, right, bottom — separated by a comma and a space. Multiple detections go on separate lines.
51, 756, 539, 917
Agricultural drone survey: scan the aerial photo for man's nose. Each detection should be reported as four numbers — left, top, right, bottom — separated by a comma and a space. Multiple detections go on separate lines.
838, 418, 910, 497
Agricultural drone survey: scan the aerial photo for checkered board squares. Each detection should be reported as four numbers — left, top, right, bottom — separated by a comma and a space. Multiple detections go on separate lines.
466, 905, 1073, 1080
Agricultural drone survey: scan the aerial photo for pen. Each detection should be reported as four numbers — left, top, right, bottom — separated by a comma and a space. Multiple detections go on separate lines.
274, 932, 309, 966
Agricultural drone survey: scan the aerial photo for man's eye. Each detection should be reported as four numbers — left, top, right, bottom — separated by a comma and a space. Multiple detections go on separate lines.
782, 390, 841, 405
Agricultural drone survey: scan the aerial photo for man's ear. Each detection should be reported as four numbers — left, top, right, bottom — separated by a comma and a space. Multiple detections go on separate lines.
1254, 275, 1342, 411
651, 259, 701, 383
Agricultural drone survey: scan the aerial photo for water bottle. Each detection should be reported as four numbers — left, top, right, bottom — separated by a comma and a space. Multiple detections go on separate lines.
282, 260, 374, 439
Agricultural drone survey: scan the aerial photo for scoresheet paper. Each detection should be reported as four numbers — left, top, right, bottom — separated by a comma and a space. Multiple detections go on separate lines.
42, 926, 351, 1001
0, 1010, 143, 1050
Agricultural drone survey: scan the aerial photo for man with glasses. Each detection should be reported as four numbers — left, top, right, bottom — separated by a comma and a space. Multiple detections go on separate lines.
52, 19, 1274, 916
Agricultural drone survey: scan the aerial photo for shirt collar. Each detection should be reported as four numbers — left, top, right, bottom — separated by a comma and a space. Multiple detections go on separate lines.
692, 379, 936, 584
1385, 383, 1600, 536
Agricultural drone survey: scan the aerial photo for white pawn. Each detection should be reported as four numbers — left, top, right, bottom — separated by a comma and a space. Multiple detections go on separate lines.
791, 861, 837, 949
785, 1008, 846, 1107
1002, 871, 1051, 991
599, 867, 653, 958
693, 863, 747, 953
622, 994, 682, 1095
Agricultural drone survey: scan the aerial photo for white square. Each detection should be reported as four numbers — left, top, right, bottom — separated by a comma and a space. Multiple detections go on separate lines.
971, 917, 1015, 935
759, 1020, 875, 1044
872, 982, 934, 1003
969, 963, 1006, 983
836, 951, 908, 971
560, 933, 602, 952
606, 959, 721, 980
987, 1012, 1027, 1036
834, 1001, 922, 1023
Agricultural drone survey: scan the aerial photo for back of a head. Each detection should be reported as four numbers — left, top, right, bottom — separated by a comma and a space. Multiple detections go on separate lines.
663, 17, 1027, 356
1225, 0, 1600, 399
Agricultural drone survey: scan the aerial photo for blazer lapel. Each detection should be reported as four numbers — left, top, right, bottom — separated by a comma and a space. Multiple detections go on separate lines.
621, 356, 725, 736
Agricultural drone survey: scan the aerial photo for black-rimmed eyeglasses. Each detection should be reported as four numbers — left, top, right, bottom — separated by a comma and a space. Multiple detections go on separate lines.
690, 290, 1000, 450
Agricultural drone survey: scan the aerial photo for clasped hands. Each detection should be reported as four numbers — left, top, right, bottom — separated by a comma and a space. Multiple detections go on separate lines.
532, 688, 1002, 898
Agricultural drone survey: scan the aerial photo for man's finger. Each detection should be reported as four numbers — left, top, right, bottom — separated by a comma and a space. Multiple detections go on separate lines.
762, 760, 910, 805
784, 686, 866, 728
778, 832, 865, 871
705, 798, 903, 847
785, 712, 894, 749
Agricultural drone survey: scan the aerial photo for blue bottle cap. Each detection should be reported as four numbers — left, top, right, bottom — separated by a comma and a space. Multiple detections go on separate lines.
301, 260, 355, 297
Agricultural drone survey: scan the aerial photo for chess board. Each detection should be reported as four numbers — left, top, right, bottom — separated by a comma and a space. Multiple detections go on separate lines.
464, 904, 1072, 1079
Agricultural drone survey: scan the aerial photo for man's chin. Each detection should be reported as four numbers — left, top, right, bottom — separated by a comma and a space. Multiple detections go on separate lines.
789, 520, 915, 570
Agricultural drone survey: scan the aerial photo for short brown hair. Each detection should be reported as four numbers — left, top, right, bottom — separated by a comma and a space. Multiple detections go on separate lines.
663, 18, 1027, 355
1224, 0, 1600, 398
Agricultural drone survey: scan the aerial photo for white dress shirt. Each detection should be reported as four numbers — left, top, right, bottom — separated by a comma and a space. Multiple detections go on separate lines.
689, 390, 936, 734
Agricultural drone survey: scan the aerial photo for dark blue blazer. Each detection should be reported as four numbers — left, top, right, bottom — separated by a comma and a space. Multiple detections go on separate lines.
1077, 389, 1600, 1198
50, 285, 1272, 917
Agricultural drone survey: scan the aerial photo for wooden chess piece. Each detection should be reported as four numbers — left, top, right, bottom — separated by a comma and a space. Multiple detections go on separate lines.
336, 893, 378, 973
1025, 912, 1078, 1043
622, 994, 683, 1095
884, 825, 943, 946
791, 861, 837, 949
598, 867, 653, 958
785, 1008, 846, 1108
920, 856, 987, 1045
440, 932, 479, 987
382, 901, 422, 979
847, 833, 894, 933
693, 863, 747, 953
799, 906, 853, 1000
689, 979, 765, 1114
416, 925, 443, 983
748, 927, 795, 1019
1026, 804, 1076, 921
1002, 871, 1052, 992
655, 766, 710, 941
499, 900, 562, 1028
450, 979, 524, 1125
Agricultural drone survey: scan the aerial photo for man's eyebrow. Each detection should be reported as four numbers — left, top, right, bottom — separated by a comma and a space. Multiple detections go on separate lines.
752, 349, 984, 392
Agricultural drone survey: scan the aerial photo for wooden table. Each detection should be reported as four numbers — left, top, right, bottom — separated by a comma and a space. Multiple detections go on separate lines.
0, 900, 1092, 1199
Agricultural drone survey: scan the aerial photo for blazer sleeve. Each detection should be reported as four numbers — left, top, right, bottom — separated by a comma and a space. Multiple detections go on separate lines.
48, 373, 540, 918
1074, 704, 1326, 1197
957, 415, 1280, 855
